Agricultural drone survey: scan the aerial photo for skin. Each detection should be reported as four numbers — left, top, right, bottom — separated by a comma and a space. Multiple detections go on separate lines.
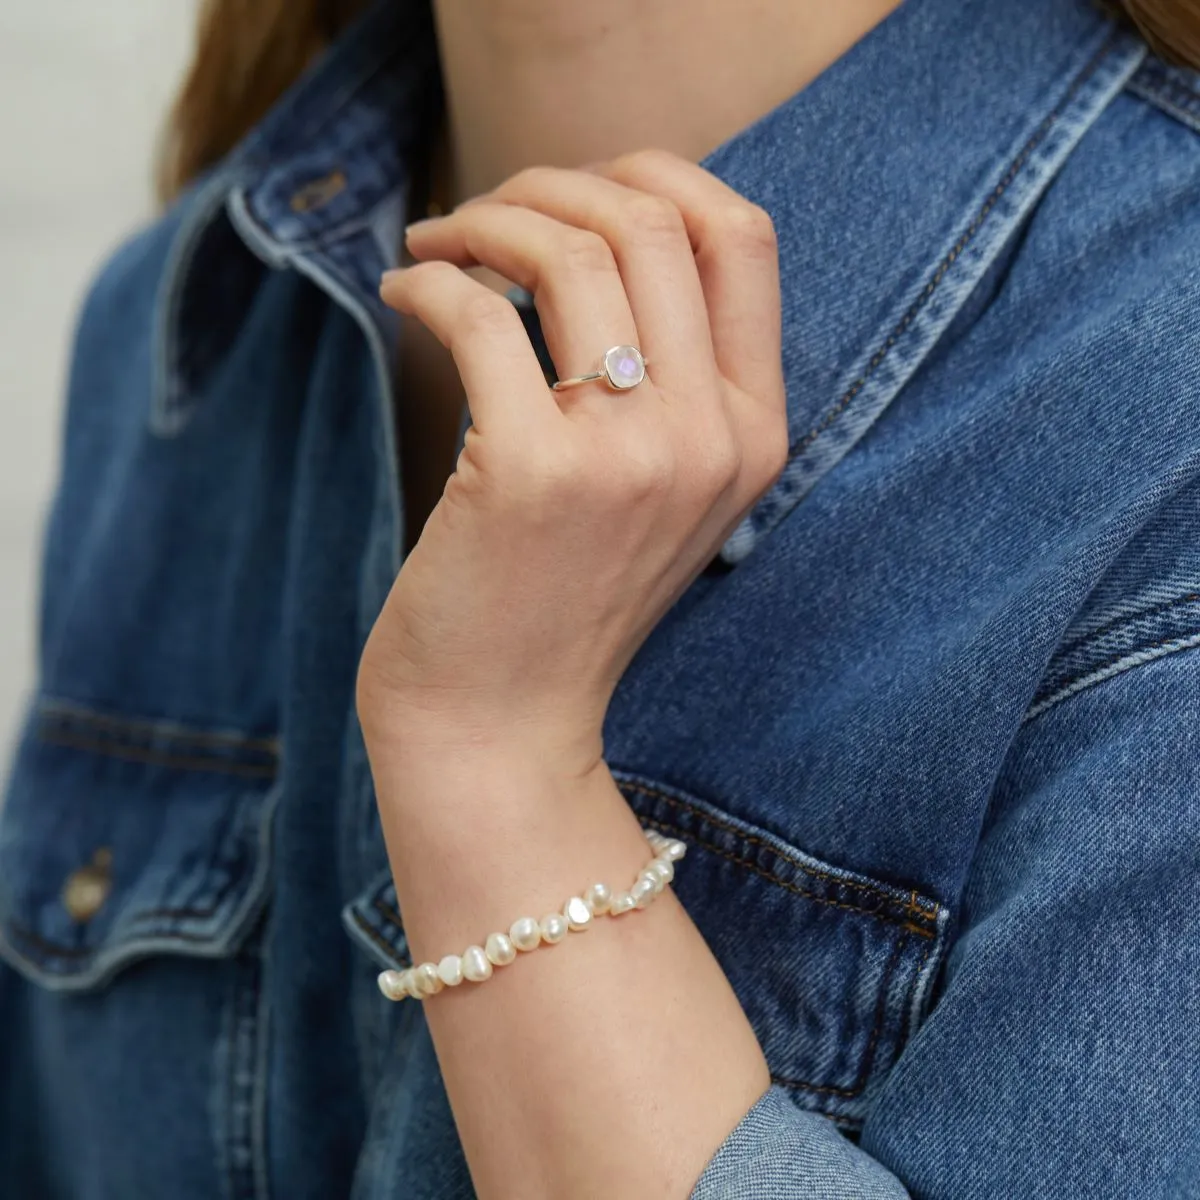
358, 2, 903, 1195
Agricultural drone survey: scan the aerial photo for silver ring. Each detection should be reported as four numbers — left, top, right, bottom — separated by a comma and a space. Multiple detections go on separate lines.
551, 344, 649, 392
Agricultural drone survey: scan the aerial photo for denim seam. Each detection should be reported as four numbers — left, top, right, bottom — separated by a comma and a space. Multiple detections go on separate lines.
349, 909, 407, 966
1050, 591, 1200, 659
1126, 80, 1200, 134
33, 731, 278, 780
769, 932, 908, 1100
634, 813, 936, 940
788, 29, 1128, 463
1024, 629, 1200, 723
617, 777, 941, 925
36, 697, 280, 753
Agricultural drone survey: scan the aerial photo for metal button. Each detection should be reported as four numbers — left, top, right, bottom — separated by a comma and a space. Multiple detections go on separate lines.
289, 169, 348, 213
62, 847, 112, 923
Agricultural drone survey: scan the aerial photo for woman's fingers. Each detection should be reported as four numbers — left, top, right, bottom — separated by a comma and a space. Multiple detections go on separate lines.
379, 262, 558, 439
585, 149, 785, 409
409, 166, 717, 391
403, 203, 640, 396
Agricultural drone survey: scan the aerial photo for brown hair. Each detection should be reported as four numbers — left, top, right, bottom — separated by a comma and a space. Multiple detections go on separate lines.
156, 0, 370, 203
157, 0, 1200, 204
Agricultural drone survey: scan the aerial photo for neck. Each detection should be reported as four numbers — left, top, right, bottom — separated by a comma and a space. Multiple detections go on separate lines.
429, 0, 902, 205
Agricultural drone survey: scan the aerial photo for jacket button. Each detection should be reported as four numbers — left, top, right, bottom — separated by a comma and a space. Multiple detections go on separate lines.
62, 848, 113, 923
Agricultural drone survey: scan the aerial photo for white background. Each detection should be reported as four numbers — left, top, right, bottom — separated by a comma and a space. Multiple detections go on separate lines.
0, 2, 195, 755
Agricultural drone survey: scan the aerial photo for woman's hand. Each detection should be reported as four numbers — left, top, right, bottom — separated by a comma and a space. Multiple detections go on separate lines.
358, 148, 788, 780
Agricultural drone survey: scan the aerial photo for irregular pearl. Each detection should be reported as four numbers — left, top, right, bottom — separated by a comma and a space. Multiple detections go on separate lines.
461, 945, 493, 982
402, 970, 423, 1000
377, 970, 408, 1001
437, 955, 464, 987
414, 962, 444, 996
609, 891, 636, 915
485, 932, 517, 966
564, 896, 593, 930
584, 882, 612, 915
645, 830, 669, 851
510, 917, 542, 952
539, 913, 568, 943
631, 878, 656, 909
651, 858, 674, 885
662, 839, 687, 862
639, 868, 665, 894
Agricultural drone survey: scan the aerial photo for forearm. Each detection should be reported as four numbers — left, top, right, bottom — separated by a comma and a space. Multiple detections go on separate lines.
368, 736, 771, 1199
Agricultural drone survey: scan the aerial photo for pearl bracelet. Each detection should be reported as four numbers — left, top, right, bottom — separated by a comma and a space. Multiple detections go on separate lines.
377, 827, 686, 1001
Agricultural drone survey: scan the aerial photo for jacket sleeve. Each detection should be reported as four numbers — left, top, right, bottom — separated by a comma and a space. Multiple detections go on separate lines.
691, 645, 1200, 1198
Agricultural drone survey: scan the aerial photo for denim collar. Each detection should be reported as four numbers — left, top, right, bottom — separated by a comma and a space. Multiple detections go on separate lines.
165, 0, 1147, 566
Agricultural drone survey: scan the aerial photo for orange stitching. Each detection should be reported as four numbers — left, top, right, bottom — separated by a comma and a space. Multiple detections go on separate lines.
619, 779, 939, 929
373, 898, 406, 933
790, 32, 1122, 460
636, 814, 934, 939
37, 700, 280, 754
349, 911, 408, 966
35, 731, 278, 780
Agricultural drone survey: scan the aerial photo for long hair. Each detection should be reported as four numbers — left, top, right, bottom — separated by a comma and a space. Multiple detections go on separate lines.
156, 0, 370, 203
156, 0, 1200, 204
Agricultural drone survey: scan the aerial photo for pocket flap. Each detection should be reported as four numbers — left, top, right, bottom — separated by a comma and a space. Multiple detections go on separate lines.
613, 769, 947, 1129
0, 699, 279, 992
342, 866, 409, 971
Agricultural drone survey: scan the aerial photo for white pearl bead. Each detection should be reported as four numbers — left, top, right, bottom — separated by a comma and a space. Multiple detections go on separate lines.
645, 830, 668, 850
651, 858, 674, 884
609, 891, 636, 915
631, 878, 656, 909
377, 970, 407, 1001
461, 945, 493, 982
401, 970, 423, 999
510, 917, 541, 952
485, 932, 517, 966
584, 882, 612, 915
639, 868, 664, 894
437, 955, 464, 987
564, 896, 592, 930
539, 913, 568, 943
414, 962, 444, 996
662, 839, 687, 861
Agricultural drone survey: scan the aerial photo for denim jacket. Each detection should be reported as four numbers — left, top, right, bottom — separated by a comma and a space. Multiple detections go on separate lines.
3, 0, 1200, 1195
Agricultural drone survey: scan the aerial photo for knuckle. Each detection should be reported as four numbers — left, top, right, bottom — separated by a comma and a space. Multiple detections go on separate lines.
556, 230, 618, 276
714, 203, 778, 255
617, 436, 676, 496
624, 194, 688, 242
458, 290, 518, 339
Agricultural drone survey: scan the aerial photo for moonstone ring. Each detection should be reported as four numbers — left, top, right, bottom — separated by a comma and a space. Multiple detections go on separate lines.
551, 344, 649, 392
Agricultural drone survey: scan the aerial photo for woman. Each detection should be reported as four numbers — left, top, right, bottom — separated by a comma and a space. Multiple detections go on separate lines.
2, 0, 1198, 1195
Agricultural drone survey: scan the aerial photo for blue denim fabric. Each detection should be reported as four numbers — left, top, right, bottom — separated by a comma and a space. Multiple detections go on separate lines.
2, 0, 1199, 1194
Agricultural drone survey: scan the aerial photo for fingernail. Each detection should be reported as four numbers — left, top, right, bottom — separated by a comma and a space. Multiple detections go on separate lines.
404, 215, 445, 236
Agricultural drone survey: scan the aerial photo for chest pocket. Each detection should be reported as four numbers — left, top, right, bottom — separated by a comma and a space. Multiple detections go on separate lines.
0, 696, 278, 992
343, 765, 945, 1133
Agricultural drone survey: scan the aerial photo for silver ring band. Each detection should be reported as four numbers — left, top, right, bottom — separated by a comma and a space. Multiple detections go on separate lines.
552, 344, 649, 392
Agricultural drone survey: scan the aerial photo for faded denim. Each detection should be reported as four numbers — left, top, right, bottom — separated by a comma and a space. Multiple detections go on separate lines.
2, 0, 1200, 1195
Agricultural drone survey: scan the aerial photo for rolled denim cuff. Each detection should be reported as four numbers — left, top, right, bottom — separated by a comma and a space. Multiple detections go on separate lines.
690, 1085, 910, 1199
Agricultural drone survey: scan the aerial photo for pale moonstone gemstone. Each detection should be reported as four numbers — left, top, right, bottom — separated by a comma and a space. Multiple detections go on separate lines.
485, 932, 517, 966
539, 913, 568, 943
584, 882, 612, 915
662, 840, 687, 862
414, 962, 444, 996
462, 945, 494, 982
377, 970, 408, 1001
564, 896, 593, 930
631, 878, 657, 909
437, 955, 464, 987
510, 917, 542, 952
603, 344, 647, 389
609, 891, 636, 915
